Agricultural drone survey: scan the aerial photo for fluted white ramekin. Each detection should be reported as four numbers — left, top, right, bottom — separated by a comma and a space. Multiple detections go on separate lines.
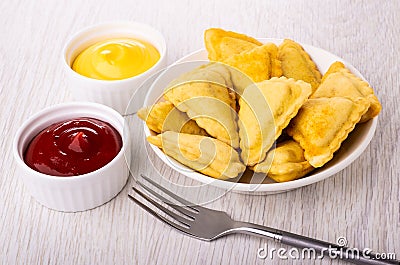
62, 21, 167, 114
13, 102, 130, 212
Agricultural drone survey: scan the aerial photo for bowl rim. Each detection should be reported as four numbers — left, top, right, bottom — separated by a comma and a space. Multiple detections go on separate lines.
142, 38, 378, 192
13, 101, 128, 182
61, 21, 167, 85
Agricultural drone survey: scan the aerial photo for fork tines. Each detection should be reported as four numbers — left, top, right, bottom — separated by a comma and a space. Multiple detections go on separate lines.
128, 174, 199, 235
140, 174, 198, 211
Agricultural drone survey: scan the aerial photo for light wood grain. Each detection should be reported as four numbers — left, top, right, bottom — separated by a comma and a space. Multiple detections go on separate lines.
1, 0, 399, 264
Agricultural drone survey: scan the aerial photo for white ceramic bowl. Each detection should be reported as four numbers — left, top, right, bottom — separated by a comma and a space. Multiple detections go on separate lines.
62, 21, 167, 114
13, 102, 130, 211
143, 38, 378, 194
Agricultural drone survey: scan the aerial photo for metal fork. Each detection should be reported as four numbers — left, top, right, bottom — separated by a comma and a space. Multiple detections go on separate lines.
128, 174, 398, 265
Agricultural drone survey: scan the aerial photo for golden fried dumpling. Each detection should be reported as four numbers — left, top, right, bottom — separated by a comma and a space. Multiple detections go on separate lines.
196, 63, 236, 107
225, 43, 282, 95
252, 140, 314, 182
164, 80, 239, 148
147, 131, 246, 180
320, 61, 345, 83
203, 63, 234, 88
225, 43, 282, 80
204, 28, 262, 61
287, 97, 370, 167
137, 101, 207, 135
219, 38, 259, 60
265, 43, 283, 78
238, 77, 312, 166
278, 39, 322, 93
168, 63, 232, 91
312, 62, 381, 123
225, 44, 271, 82
167, 63, 236, 109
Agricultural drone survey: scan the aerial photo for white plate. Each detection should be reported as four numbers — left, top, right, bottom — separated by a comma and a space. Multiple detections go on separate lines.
143, 38, 377, 194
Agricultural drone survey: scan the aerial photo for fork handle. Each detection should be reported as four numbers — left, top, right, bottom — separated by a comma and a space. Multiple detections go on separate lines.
233, 222, 399, 265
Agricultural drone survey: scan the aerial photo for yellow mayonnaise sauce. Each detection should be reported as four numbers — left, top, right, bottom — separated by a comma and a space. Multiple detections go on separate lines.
72, 38, 160, 80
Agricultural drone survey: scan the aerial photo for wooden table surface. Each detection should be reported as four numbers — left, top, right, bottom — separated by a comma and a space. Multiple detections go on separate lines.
1, 0, 399, 264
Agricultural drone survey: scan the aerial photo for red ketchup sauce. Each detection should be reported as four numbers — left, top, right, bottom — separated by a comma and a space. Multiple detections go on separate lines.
24, 117, 122, 176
